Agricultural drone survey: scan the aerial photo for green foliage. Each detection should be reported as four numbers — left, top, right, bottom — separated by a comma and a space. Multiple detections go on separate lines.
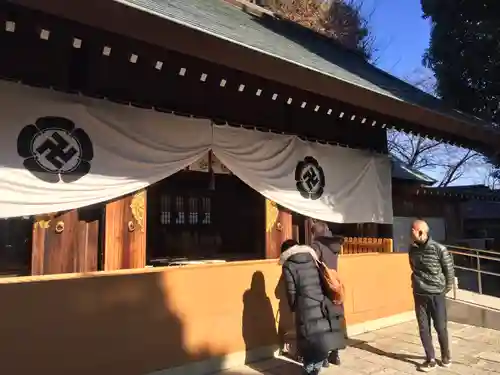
422, 0, 500, 125
421, 0, 500, 169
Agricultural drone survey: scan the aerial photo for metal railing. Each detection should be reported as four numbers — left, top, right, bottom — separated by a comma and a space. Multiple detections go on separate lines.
447, 244, 500, 296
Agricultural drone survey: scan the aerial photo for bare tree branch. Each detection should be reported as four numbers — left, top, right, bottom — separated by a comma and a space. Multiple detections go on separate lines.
387, 68, 483, 187
437, 150, 481, 187
387, 131, 443, 170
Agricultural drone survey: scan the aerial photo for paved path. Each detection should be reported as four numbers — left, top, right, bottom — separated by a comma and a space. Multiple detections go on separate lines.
220, 320, 500, 375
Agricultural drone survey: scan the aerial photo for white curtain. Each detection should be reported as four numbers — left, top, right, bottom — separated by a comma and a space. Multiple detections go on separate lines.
0, 81, 211, 218
212, 125, 392, 224
0, 81, 392, 223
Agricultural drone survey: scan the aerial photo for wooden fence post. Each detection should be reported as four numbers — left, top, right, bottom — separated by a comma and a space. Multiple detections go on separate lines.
383, 238, 393, 253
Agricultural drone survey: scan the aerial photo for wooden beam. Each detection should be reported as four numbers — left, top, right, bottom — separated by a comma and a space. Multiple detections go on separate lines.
9, 0, 500, 151
265, 199, 292, 259
104, 190, 146, 270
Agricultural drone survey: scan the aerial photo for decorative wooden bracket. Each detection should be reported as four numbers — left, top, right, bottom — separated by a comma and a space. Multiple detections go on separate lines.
265, 199, 279, 233
33, 212, 57, 229
130, 190, 145, 232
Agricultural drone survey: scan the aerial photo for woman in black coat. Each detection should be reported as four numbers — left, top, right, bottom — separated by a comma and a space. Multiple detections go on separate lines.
310, 221, 346, 366
279, 239, 346, 375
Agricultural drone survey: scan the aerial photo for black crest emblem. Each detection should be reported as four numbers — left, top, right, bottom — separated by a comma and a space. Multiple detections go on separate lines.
295, 156, 325, 200
17, 117, 94, 183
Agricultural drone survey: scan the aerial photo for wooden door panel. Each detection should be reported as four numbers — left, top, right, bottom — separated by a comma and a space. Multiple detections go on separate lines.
104, 190, 146, 271
31, 207, 102, 275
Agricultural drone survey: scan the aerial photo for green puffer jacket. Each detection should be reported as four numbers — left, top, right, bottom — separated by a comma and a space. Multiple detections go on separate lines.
408, 238, 455, 295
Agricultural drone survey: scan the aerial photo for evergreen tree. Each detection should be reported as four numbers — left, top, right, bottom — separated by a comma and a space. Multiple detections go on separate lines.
422, 0, 500, 125
422, 0, 500, 172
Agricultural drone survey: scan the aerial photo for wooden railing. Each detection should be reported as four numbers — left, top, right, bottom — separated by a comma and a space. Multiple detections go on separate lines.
341, 237, 393, 254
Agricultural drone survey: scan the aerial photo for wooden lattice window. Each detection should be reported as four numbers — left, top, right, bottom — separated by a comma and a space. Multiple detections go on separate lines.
160, 194, 171, 224
159, 194, 212, 227
188, 196, 198, 225
175, 196, 185, 225
202, 197, 211, 225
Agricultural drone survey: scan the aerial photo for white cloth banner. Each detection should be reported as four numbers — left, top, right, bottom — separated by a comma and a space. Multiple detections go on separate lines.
0, 81, 212, 218
0, 82, 392, 223
213, 125, 392, 223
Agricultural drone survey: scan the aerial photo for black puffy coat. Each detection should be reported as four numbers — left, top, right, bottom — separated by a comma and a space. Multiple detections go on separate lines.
279, 245, 346, 362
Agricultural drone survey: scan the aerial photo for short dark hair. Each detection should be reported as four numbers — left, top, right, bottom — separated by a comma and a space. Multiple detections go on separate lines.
281, 239, 298, 253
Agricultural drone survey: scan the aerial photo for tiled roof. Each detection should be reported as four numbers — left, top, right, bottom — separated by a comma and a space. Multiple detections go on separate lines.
120, 0, 494, 131
391, 156, 435, 185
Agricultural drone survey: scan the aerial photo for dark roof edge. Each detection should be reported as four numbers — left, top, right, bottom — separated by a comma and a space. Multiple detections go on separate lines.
415, 186, 500, 201
10, 0, 500, 154
223, 0, 497, 133
391, 156, 436, 185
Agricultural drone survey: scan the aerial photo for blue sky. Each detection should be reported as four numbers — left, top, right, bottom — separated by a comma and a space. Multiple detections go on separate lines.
360, 0, 489, 186
361, 0, 431, 79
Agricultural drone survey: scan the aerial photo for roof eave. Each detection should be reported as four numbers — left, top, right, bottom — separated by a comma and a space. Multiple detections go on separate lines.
11, 0, 500, 153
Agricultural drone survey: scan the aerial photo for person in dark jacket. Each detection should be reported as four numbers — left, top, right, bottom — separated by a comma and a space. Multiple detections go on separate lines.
409, 220, 455, 372
310, 221, 344, 366
310, 221, 343, 273
279, 239, 346, 375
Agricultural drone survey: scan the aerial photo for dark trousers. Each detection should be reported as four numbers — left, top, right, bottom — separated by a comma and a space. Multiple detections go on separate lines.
414, 293, 450, 360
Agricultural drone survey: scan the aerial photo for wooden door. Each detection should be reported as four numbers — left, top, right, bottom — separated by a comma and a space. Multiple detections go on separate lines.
104, 190, 147, 270
31, 206, 103, 275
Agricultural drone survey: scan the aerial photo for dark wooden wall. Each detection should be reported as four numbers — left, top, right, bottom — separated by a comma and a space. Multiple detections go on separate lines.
31, 207, 102, 275
146, 172, 265, 262
0, 217, 32, 277
104, 190, 147, 270
0, 2, 388, 154
392, 190, 463, 241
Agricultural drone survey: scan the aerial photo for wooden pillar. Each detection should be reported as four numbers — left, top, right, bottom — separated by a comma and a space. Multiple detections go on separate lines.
363, 223, 379, 237
104, 189, 146, 270
304, 217, 314, 245
265, 199, 292, 259
31, 208, 101, 275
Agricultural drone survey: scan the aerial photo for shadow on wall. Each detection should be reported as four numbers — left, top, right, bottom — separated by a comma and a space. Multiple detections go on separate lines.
0, 271, 225, 375
242, 271, 278, 361
0, 254, 414, 375
242, 270, 298, 373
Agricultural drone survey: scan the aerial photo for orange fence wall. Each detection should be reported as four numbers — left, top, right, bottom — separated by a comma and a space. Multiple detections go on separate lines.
340, 253, 413, 324
0, 253, 412, 375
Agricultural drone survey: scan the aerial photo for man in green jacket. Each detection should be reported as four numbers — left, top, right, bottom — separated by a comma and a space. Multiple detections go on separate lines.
409, 220, 455, 372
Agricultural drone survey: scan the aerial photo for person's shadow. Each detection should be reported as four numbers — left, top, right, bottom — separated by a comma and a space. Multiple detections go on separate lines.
349, 338, 424, 367
274, 272, 295, 358
242, 271, 279, 365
